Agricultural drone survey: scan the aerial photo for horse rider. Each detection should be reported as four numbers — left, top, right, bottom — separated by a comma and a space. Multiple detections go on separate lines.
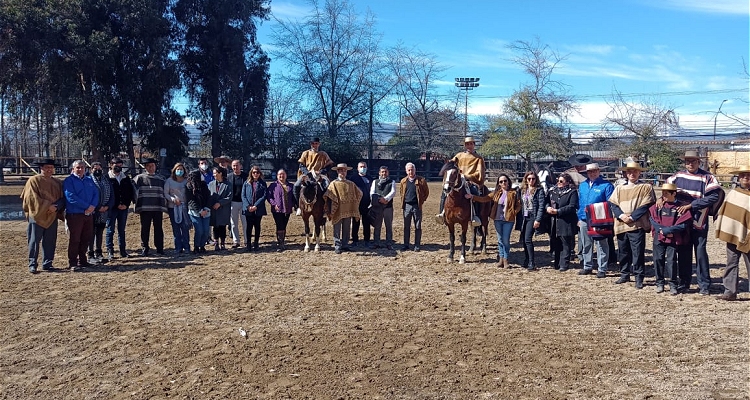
294, 137, 334, 216
436, 136, 486, 226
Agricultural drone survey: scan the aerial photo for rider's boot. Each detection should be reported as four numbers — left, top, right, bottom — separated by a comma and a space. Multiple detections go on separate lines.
435, 191, 446, 224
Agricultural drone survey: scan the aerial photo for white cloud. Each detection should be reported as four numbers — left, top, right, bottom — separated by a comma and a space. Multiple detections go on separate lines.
270, 2, 311, 20
647, 0, 750, 15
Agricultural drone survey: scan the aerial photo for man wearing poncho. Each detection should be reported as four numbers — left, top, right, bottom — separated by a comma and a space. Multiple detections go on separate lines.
21, 159, 65, 273
323, 164, 363, 254
608, 162, 655, 289
714, 165, 750, 301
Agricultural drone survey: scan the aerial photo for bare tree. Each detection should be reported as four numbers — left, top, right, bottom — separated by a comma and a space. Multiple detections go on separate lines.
482, 38, 576, 170
271, 0, 394, 149
601, 90, 681, 171
386, 45, 456, 171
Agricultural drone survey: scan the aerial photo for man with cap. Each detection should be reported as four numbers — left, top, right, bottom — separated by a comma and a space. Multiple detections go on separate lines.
664, 150, 723, 295
323, 163, 363, 254
21, 159, 65, 273
294, 137, 334, 215
714, 165, 750, 301
106, 157, 135, 259
63, 160, 99, 271
608, 162, 655, 289
133, 158, 167, 256
436, 136, 485, 226
577, 162, 615, 278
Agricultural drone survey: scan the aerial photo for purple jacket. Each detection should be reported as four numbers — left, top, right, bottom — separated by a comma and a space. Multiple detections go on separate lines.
267, 180, 295, 214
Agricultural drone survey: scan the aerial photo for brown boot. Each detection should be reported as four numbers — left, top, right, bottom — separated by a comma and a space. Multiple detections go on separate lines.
498, 257, 506, 268
503, 258, 511, 268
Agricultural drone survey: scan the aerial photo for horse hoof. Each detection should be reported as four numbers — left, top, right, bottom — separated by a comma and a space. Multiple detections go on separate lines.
459, 256, 466, 264
304, 247, 310, 253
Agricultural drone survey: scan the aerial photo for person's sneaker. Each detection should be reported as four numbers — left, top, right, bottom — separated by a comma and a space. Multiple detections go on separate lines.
699, 288, 710, 296
69, 265, 79, 272
526, 265, 537, 271
107, 251, 114, 261
334, 248, 342, 254
231, 243, 240, 249
717, 293, 737, 301
29, 266, 39, 274
596, 271, 607, 279
614, 275, 630, 284
559, 267, 568, 272
578, 269, 592, 276
296, 208, 302, 216
656, 284, 665, 293
120, 251, 130, 258
670, 286, 679, 295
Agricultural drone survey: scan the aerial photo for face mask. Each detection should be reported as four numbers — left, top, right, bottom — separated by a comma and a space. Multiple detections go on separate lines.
113, 166, 122, 173
175, 170, 184, 177
199, 164, 208, 171
93, 170, 103, 178
358, 167, 367, 175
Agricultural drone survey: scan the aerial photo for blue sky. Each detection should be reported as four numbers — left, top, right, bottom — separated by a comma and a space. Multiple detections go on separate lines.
259, 0, 749, 137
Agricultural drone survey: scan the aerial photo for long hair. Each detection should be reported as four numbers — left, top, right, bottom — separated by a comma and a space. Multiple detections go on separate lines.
170, 163, 186, 180
247, 165, 263, 183
187, 170, 202, 195
494, 173, 511, 193
521, 171, 540, 194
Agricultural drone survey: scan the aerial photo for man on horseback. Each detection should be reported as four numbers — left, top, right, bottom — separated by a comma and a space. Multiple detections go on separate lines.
294, 137, 334, 216
436, 136, 485, 226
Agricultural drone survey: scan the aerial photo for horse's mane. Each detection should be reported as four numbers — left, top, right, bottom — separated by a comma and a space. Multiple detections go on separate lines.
439, 160, 457, 177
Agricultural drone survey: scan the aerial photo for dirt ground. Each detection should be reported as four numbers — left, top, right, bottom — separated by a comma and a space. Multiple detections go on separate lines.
1, 180, 748, 399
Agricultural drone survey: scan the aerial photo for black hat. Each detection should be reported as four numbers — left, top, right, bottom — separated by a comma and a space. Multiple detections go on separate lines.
142, 158, 158, 165
568, 154, 593, 166
35, 158, 59, 167
311, 137, 320, 143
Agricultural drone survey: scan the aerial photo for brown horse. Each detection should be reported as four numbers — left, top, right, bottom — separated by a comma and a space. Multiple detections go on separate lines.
439, 160, 471, 264
299, 179, 327, 252
469, 184, 491, 254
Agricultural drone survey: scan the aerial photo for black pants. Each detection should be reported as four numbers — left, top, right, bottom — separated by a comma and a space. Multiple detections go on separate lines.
139, 211, 164, 251
521, 217, 537, 267
272, 212, 290, 231
351, 203, 371, 243
245, 214, 263, 247
617, 230, 645, 278
213, 225, 227, 242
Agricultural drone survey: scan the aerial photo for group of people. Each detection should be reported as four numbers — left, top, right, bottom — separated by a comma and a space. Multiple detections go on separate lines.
20, 141, 750, 301
492, 150, 749, 301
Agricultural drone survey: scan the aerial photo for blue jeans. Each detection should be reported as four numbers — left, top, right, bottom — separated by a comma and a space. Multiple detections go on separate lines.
190, 214, 210, 250
493, 219, 514, 259
106, 208, 129, 253
168, 208, 191, 252
579, 221, 610, 272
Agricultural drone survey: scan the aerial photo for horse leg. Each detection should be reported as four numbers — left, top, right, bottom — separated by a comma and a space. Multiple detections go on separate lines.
447, 226, 455, 263
480, 225, 488, 254
459, 228, 467, 264
303, 218, 311, 252
321, 222, 327, 242
314, 224, 321, 252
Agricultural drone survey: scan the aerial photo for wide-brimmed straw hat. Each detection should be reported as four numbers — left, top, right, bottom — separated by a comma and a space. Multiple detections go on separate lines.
333, 163, 352, 171
680, 150, 701, 160
569, 154, 593, 166
464, 136, 476, 144
617, 162, 647, 172
729, 165, 750, 175
661, 183, 678, 191
585, 163, 600, 171
213, 155, 232, 164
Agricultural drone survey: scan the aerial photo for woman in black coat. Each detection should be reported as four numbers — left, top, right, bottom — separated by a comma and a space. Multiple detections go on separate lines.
519, 171, 548, 271
545, 172, 579, 271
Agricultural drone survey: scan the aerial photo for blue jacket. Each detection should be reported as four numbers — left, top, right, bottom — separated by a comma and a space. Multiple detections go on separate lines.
577, 176, 614, 221
242, 180, 267, 216
64, 173, 99, 214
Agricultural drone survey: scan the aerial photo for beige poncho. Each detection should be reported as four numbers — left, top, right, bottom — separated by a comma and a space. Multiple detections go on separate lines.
21, 174, 64, 229
323, 179, 362, 225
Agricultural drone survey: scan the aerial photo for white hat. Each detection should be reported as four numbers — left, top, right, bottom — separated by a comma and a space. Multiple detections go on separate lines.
585, 163, 600, 171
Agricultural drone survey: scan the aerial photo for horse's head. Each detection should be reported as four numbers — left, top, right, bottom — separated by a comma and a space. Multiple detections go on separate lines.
442, 161, 463, 191
300, 179, 318, 202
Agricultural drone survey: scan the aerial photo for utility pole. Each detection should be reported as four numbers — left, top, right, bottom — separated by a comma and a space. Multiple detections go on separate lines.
454, 78, 480, 137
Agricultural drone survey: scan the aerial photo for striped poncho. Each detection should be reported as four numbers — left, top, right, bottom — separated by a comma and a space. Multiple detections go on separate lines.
714, 187, 750, 253
608, 182, 656, 235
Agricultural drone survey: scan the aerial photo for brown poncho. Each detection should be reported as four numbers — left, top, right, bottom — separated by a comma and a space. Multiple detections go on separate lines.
323, 179, 362, 225
21, 174, 64, 229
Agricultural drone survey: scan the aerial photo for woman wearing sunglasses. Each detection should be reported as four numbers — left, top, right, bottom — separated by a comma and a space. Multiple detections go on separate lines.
242, 166, 268, 252
487, 173, 521, 268
519, 171, 547, 271
546, 173, 580, 271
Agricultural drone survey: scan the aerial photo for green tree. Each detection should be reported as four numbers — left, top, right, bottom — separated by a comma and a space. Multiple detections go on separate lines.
174, 0, 270, 158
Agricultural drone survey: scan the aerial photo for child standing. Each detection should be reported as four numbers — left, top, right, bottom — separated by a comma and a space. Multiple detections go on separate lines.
649, 183, 692, 295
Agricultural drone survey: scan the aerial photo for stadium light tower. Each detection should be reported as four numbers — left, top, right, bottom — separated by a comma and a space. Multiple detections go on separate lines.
713, 99, 728, 140
455, 77, 480, 137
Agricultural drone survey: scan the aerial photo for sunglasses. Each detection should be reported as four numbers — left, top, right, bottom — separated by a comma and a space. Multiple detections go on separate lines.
498, 180, 508, 183
527, 177, 536, 180
252, 171, 261, 174
557, 179, 567, 183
